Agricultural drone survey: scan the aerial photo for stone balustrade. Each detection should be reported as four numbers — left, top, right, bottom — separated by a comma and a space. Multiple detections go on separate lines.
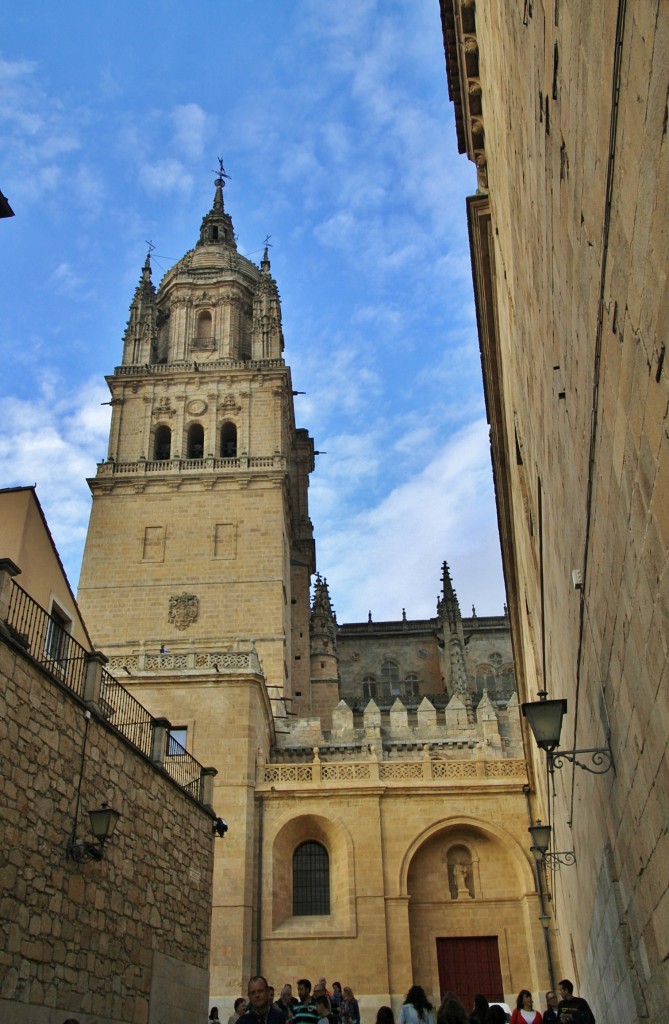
258, 755, 527, 787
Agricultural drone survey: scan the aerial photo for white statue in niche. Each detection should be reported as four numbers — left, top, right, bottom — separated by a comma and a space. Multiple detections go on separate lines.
452, 860, 473, 899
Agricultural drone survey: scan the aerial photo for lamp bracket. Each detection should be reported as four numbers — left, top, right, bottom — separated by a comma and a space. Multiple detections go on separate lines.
543, 850, 577, 867
67, 838, 104, 862
548, 745, 613, 775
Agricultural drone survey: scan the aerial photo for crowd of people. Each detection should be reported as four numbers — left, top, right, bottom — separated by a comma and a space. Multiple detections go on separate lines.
208, 977, 594, 1024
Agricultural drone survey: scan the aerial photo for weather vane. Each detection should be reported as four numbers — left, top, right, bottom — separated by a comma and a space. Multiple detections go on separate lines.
145, 239, 156, 256
213, 156, 231, 187
263, 234, 273, 249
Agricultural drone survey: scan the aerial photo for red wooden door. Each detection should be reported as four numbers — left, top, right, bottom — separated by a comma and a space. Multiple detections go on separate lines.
436, 936, 504, 1013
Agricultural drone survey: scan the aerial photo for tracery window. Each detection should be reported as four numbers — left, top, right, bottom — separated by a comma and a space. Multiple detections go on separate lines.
403, 672, 419, 699
475, 664, 495, 695
381, 660, 400, 698
292, 841, 330, 915
362, 675, 377, 701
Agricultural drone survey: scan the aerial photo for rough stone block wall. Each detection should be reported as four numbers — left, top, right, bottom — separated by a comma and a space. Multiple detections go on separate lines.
451, 1, 669, 1020
0, 636, 214, 1024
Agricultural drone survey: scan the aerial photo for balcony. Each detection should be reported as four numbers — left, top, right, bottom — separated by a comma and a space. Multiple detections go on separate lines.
96, 454, 288, 477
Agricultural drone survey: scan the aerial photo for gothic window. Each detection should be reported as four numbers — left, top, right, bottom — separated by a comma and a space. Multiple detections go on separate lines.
381, 660, 400, 698
497, 664, 516, 693
362, 675, 377, 701
220, 422, 237, 458
402, 672, 419, 699
293, 841, 330, 915
196, 310, 213, 340
187, 423, 204, 459
475, 664, 495, 695
154, 425, 171, 461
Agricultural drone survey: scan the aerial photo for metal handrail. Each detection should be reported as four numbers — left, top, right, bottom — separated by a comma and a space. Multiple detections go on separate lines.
4, 580, 209, 802
5, 581, 87, 697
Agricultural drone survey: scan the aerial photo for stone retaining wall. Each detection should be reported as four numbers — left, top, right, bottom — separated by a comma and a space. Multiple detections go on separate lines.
0, 634, 215, 1024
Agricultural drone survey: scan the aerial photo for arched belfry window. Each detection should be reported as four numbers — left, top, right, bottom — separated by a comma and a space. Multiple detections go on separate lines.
187, 423, 204, 459
196, 310, 212, 340
154, 425, 171, 461
220, 422, 237, 458
292, 841, 330, 916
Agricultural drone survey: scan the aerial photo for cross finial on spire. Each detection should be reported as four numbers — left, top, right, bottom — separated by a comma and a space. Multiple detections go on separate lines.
211, 157, 231, 212
142, 240, 155, 278
213, 156, 231, 187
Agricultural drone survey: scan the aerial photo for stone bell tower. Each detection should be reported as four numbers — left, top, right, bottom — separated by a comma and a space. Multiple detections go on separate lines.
78, 170, 315, 699
77, 170, 316, 997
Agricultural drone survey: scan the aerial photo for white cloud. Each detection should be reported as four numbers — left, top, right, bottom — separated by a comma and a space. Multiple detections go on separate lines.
0, 377, 111, 588
171, 103, 209, 160
139, 157, 193, 196
314, 418, 506, 623
50, 262, 84, 294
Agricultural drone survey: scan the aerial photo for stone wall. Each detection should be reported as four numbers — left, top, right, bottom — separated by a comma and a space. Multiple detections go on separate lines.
441, 1, 669, 1020
0, 634, 215, 1024
254, 764, 545, 1018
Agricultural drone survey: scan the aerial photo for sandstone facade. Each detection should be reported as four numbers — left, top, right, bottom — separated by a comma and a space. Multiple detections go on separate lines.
75, 177, 552, 1017
440, 1, 668, 1021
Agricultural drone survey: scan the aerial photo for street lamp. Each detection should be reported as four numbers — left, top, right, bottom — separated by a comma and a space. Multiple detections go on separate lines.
68, 803, 121, 862
528, 821, 576, 867
521, 690, 612, 774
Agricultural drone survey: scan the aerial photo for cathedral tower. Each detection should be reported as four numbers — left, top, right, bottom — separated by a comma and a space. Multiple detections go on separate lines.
78, 172, 315, 698
77, 172, 316, 995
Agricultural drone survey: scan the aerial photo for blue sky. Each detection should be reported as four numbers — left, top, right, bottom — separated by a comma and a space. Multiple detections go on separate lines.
0, 0, 506, 624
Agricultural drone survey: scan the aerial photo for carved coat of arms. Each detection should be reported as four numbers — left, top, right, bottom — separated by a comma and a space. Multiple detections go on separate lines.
168, 592, 199, 631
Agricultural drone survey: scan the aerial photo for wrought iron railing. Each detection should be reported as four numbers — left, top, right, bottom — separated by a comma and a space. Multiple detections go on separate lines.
5, 581, 88, 697
98, 669, 154, 758
4, 580, 209, 802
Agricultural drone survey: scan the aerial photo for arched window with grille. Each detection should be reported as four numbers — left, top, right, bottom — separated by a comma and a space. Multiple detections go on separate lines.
187, 423, 204, 459
154, 425, 171, 461
220, 421, 237, 458
292, 840, 330, 916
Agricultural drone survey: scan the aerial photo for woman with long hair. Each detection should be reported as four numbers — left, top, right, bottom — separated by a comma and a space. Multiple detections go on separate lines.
510, 991, 541, 1024
470, 995, 489, 1024
340, 987, 360, 1024
376, 1007, 395, 1024
436, 993, 468, 1024
400, 986, 435, 1024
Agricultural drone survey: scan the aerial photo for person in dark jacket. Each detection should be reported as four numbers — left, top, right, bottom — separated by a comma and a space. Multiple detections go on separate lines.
237, 977, 288, 1024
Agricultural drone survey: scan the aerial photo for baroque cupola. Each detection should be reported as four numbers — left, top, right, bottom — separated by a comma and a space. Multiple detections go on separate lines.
126, 164, 285, 367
